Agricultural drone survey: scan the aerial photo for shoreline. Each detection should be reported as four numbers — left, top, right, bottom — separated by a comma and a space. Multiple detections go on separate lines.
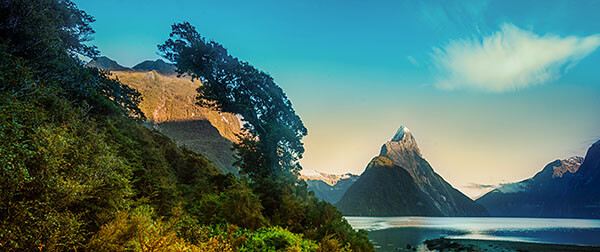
424, 238, 600, 252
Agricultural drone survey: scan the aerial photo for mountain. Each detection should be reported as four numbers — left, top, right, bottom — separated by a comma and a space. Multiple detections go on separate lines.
111, 70, 241, 174
477, 140, 600, 218
298, 170, 359, 204
335, 156, 439, 216
476, 157, 583, 217
87, 57, 242, 174
566, 140, 600, 218
336, 126, 489, 216
132, 59, 177, 75
86, 56, 131, 71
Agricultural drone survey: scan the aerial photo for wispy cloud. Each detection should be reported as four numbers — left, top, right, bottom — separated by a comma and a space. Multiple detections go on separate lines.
431, 24, 600, 92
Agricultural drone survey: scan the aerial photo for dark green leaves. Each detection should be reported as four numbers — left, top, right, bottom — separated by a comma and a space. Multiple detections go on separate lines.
159, 22, 307, 179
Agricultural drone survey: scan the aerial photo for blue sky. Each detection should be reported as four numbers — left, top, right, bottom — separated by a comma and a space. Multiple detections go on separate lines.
75, 0, 600, 197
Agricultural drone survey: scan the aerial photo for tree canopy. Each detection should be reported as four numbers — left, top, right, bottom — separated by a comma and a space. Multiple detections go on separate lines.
0, 1, 373, 250
159, 22, 307, 179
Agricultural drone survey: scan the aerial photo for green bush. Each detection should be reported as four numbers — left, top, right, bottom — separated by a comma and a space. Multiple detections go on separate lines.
240, 226, 318, 252
87, 206, 202, 252
0, 1, 375, 251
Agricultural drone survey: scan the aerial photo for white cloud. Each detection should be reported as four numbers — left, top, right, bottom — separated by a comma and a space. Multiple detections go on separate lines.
431, 23, 600, 92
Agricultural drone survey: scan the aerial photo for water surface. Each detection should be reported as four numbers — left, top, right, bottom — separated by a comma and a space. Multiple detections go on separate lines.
345, 216, 600, 251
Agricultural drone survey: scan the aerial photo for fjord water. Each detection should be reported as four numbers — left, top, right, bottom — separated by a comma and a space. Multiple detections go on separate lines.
345, 216, 600, 251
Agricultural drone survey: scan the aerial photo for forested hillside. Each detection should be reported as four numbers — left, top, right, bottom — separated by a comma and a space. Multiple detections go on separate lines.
0, 0, 373, 251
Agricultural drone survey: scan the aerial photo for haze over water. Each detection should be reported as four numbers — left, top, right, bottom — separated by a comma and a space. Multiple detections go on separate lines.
345, 216, 600, 251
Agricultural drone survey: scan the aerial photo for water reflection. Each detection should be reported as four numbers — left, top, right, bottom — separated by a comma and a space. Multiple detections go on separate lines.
345, 216, 600, 251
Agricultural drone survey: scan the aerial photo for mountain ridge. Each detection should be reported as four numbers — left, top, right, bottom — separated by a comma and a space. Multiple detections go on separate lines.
87, 56, 241, 174
335, 156, 439, 216
87, 56, 131, 71
132, 59, 177, 75
476, 142, 600, 218
336, 125, 489, 216
298, 169, 359, 204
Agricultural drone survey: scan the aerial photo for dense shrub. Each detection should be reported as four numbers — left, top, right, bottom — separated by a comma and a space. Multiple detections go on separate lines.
0, 0, 374, 251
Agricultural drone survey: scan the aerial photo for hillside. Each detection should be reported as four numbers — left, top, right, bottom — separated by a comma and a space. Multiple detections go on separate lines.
335, 156, 439, 216
106, 65, 241, 174
0, 1, 373, 250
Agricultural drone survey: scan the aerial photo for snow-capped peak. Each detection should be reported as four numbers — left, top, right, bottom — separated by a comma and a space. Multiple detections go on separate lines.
299, 169, 358, 186
391, 125, 411, 141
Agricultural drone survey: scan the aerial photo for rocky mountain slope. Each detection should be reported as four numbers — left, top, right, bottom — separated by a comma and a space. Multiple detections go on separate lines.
298, 170, 359, 204
477, 140, 600, 218
87, 57, 241, 174
87, 56, 130, 71
132, 59, 177, 75
336, 126, 489, 216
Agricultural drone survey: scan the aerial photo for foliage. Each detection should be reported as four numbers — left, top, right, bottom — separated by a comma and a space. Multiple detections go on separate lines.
159, 22, 307, 180
0, 54, 133, 250
159, 22, 374, 251
0, 1, 374, 251
88, 207, 344, 252
0, 0, 98, 59
188, 176, 267, 230
0, 0, 144, 121
239, 226, 318, 252
87, 206, 201, 252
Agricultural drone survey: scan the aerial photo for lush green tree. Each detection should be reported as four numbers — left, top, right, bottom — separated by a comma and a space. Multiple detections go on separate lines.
0, 51, 133, 250
0, 1, 374, 250
0, 0, 98, 60
159, 22, 307, 181
158, 22, 310, 223
159, 23, 374, 251
0, 0, 144, 121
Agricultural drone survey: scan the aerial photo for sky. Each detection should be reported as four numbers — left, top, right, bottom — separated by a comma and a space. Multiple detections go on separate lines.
74, 0, 600, 198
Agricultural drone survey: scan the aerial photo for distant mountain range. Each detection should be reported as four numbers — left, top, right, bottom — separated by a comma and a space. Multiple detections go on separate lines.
477, 140, 600, 218
298, 170, 359, 204
87, 56, 241, 174
87, 56, 177, 75
132, 59, 177, 75
336, 126, 489, 216
87, 56, 130, 71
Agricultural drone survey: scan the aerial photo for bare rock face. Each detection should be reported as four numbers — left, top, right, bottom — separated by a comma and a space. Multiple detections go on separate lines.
385, 126, 422, 157
336, 126, 489, 217
109, 69, 241, 174
551, 157, 584, 178
111, 70, 240, 141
